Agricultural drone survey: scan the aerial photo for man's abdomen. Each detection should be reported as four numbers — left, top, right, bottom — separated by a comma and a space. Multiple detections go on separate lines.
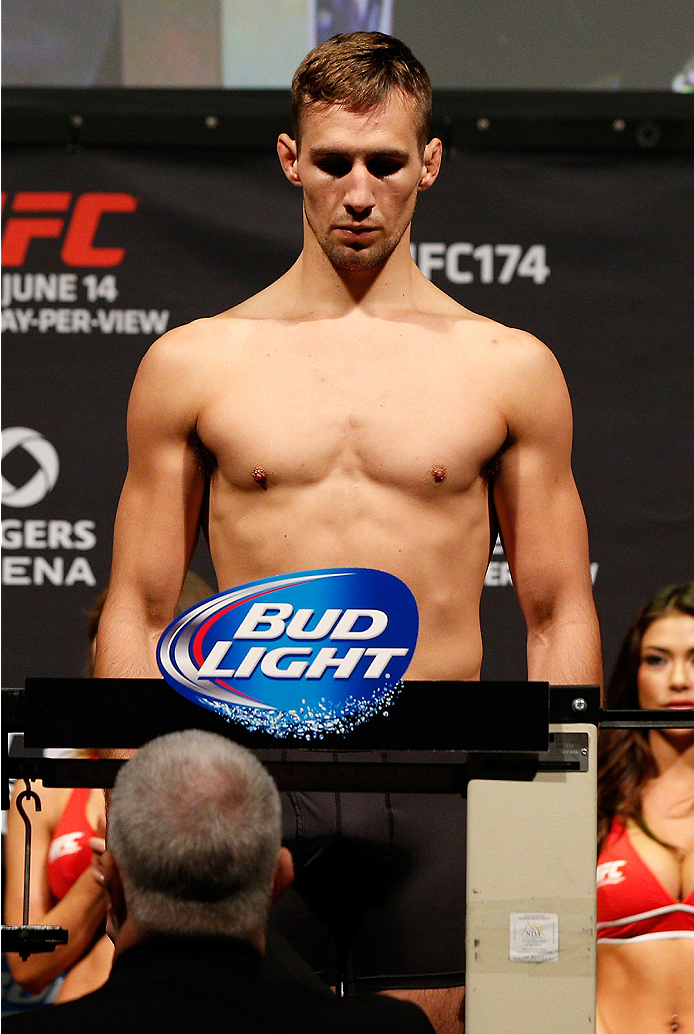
207, 477, 491, 682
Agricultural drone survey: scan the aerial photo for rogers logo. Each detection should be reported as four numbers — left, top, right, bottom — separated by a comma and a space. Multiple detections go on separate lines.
1, 427, 59, 508
1, 192, 138, 268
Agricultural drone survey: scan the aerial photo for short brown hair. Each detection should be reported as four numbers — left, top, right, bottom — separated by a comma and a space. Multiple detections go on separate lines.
291, 32, 432, 152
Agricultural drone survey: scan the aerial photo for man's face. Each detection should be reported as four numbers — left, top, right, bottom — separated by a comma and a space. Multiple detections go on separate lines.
291, 91, 433, 272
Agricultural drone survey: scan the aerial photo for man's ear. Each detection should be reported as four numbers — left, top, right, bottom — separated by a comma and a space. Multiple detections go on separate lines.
271, 846, 294, 906
418, 137, 443, 192
101, 850, 126, 943
277, 134, 301, 186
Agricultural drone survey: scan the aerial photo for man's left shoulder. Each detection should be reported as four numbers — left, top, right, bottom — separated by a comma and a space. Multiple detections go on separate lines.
464, 320, 567, 391
451, 316, 550, 359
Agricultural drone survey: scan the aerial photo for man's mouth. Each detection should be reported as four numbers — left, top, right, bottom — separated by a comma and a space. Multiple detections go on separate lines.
334, 226, 378, 239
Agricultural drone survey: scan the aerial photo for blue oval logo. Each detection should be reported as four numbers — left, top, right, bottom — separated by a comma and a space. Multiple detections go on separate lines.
157, 568, 418, 739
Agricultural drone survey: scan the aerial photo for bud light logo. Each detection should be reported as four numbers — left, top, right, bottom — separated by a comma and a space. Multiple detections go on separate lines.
157, 568, 418, 739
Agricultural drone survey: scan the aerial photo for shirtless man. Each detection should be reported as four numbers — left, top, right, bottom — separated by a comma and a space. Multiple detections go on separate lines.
95, 33, 601, 1034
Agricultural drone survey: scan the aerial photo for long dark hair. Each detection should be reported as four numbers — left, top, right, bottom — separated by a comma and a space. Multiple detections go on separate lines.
597, 582, 694, 852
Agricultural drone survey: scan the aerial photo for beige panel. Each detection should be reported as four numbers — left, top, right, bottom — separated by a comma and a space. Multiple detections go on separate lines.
466, 723, 597, 1034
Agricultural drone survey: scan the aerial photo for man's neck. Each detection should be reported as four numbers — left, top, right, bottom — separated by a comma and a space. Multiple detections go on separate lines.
112, 918, 266, 962
289, 225, 423, 319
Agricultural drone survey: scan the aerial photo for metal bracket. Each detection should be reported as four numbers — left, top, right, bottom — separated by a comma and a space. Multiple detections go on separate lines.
468, 731, 590, 778
2, 925, 68, 956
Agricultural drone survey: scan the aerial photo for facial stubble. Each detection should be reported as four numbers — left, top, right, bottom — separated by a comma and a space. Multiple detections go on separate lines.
305, 196, 418, 273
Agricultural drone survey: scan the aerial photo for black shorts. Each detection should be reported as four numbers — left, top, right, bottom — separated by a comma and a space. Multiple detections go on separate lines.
267, 753, 467, 991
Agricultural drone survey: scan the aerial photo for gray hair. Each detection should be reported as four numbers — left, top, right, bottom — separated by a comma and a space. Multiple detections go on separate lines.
107, 730, 281, 939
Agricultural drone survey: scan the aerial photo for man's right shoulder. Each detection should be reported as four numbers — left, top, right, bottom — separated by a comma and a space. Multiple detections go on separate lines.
137, 311, 259, 378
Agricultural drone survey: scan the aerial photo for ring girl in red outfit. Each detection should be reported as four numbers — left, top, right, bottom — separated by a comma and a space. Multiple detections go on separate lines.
597, 583, 694, 1034
4, 575, 214, 1008
4, 775, 114, 1004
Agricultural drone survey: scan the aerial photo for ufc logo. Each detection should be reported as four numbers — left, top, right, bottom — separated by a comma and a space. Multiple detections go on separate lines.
1, 192, 138, 267
596, 860, 626, 888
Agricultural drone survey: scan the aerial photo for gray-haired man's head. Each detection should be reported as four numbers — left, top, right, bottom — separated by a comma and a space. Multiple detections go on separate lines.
107, 730, 284, 942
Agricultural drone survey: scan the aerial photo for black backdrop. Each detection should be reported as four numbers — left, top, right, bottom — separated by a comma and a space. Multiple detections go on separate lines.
2, 142, 692, 686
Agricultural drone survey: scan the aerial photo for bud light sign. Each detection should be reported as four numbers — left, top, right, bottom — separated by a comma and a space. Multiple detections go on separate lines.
157, 568, 419, 739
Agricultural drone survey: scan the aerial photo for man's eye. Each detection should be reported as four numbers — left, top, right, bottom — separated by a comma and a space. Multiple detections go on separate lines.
368, 159, 404, 177
317, 158, 350, 176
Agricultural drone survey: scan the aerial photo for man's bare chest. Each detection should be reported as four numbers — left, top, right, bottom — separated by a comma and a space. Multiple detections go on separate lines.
196, 332, 508, 493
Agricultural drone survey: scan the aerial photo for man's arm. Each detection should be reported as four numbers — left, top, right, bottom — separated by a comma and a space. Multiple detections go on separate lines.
94, 328, 207, 679
492, 332, 602, 688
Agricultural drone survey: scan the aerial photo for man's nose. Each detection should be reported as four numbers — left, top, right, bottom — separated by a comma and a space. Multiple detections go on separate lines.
343, 164, 375, 213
